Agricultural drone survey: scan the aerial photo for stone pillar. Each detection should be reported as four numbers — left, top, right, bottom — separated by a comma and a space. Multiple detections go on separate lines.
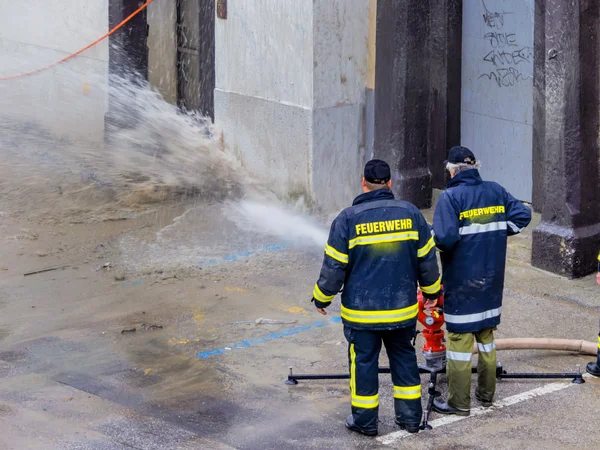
374, 0, 432, 208
428, 0, 462, 190
373, 0, 461, 198
531, 0, 546, 211
531, 0, 600, 277
214, 0, 370, 212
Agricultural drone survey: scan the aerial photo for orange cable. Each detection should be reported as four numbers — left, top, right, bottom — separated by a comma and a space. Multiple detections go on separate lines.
0, 0, 153, 81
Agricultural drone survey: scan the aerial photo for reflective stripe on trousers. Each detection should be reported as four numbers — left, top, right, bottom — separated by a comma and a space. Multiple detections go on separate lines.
350, 344, 379, 409
477, 341, 496, 353
447, 350, 472, 362
393, 385, 421, 400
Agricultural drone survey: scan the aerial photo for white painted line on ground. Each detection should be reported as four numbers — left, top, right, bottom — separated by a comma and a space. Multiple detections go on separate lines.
377, 379, 582, 446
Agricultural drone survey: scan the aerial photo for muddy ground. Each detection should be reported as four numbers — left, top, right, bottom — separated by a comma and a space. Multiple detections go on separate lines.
1, 177, 600, 450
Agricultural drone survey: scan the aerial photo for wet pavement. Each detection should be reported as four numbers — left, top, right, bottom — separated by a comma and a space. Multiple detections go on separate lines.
1, 195, 600, 449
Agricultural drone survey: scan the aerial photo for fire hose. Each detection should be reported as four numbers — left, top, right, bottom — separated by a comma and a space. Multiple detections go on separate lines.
474, 338, 597, 355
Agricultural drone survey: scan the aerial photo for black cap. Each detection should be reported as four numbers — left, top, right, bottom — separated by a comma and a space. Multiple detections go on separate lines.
364, 159, 391, 184
446, 146, 476, 165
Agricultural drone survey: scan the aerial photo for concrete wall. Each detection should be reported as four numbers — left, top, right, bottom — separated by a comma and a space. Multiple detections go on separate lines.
311, 0, 370, 209
216, 0, 313, 107
148, 0, 178, 105
461, 0, 534, 201
215, 0, 313, 196
0, 0, 109, 143
215, 0, 370, 211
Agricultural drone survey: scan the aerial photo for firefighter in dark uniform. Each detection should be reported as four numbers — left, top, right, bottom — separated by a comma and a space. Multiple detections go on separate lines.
311, 159, 441, 436
431, 146, 532, 416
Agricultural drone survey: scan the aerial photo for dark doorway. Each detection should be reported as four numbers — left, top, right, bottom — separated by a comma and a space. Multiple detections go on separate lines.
108, 0, 149, 80
176, 0, 215, 120
106, 0, 149, 133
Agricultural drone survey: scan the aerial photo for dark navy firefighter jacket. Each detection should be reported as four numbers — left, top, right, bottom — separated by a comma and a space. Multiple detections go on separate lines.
432, 169, 532, 334
313, 189, 441, 331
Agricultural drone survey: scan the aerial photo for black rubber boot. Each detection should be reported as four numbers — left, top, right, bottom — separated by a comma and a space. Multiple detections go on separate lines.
345, 415, 377, 436
432, 399, 470, 416
587, 331, 600, 378
586, 361, 600, 377
394, 420, 420, 434
475, 392, 493, 407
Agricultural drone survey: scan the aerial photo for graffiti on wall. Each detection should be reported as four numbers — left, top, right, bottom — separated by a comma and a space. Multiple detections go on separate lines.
478, 0, 533, 88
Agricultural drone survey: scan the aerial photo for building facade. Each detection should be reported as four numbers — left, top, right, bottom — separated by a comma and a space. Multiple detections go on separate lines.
0, 0, 110, 144
0, 0, 598, 278
213, 0, 600, 278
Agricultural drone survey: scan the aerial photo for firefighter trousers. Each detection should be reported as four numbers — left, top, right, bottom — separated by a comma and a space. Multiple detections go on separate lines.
344, 325, 422, 432
447, 327, 496, 410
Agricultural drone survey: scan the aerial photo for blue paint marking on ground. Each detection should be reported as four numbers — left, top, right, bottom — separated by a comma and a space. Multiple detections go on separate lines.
197, 316, 343, 359
200, 243, 289, 267
120, 279, 143, 287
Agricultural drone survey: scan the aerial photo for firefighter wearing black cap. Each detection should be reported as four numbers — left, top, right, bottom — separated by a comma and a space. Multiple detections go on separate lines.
311, 159, 441, 436
431, 146, 532, 416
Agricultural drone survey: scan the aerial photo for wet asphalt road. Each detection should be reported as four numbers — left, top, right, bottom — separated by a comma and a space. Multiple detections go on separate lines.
1, 202, 600, 449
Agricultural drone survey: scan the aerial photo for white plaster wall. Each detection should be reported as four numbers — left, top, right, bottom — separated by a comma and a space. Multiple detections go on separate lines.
148, 0, 178, 105
0, 0, 109, 143
313, 0, 370, 109
214, 0, 370, 211
461, 0, 534, 201
214, 90, 312, 196
312, 104, 365, 210
311, 0, 370, 210
215, 0, 313, 108
214, 0, 314, 196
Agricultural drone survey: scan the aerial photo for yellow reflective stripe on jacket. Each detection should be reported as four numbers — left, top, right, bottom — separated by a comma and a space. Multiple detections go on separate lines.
350, 344, 379, 408
324, 244, 348, 264
313, 284, 334, 303
348, 231, 419, 249
417, 236, 435, 258
597, 336, 600, 349
393, 385, 422, 400
341, 303, 418, 324
420, 276, 441, 295
597, 252, 600, 261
